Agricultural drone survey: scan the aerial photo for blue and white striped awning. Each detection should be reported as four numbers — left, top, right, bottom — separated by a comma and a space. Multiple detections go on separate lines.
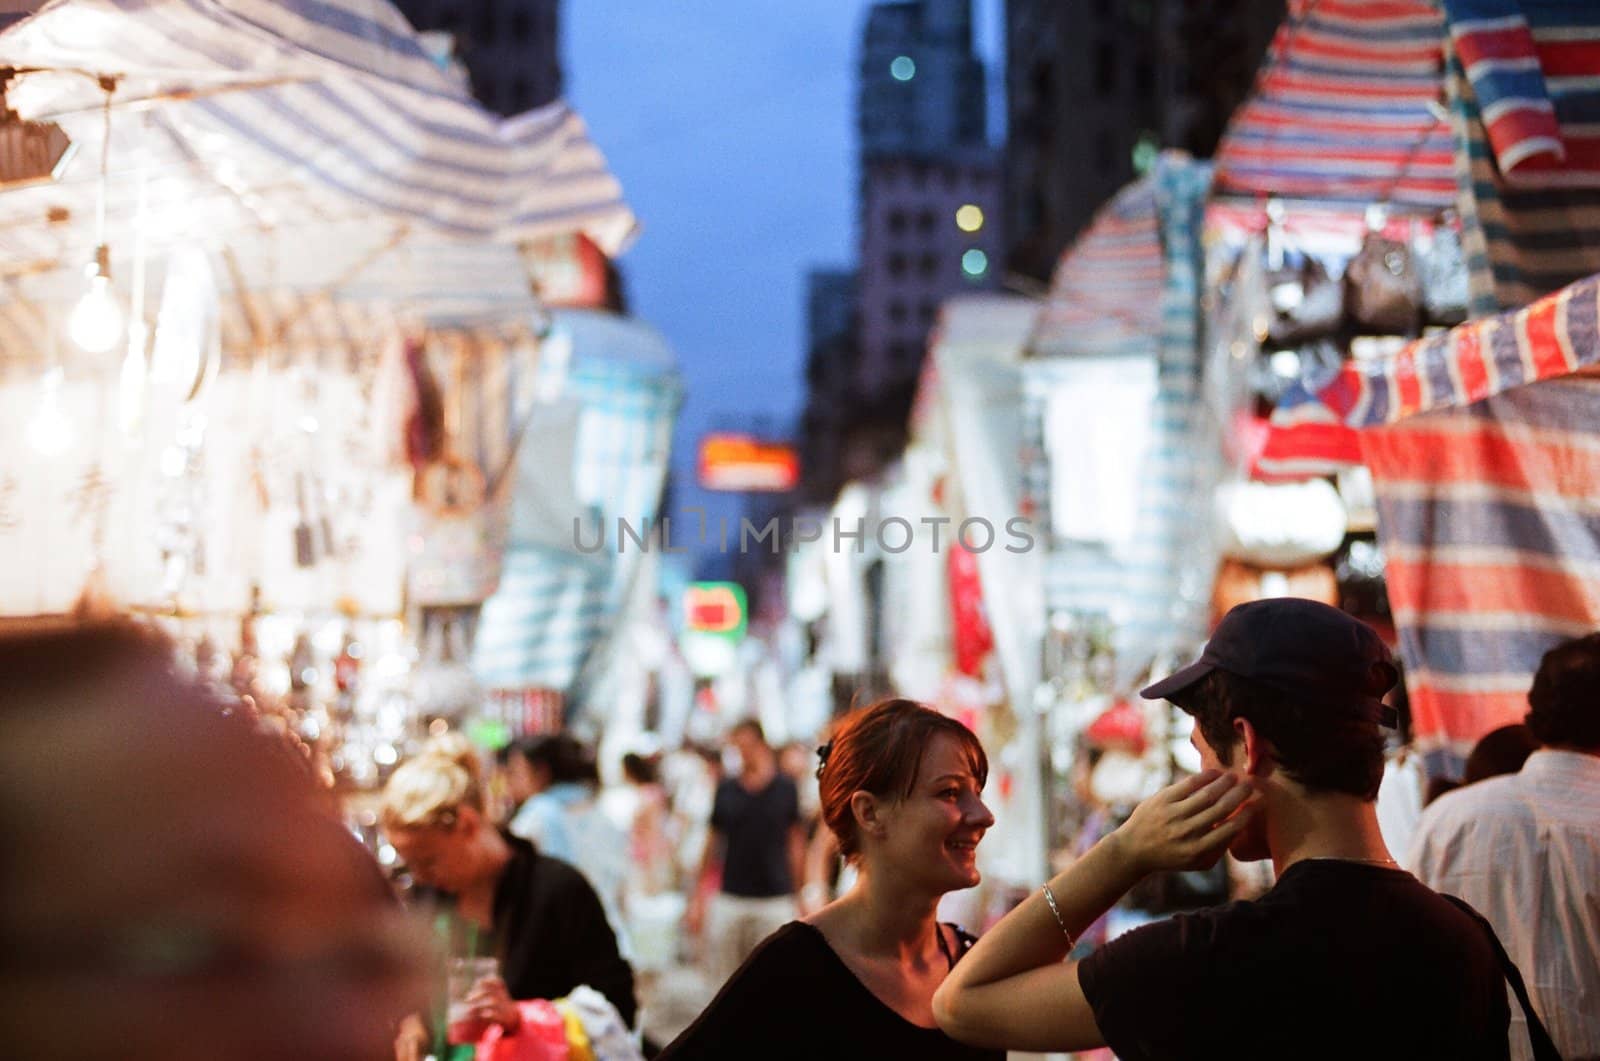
0, 0, 635, 261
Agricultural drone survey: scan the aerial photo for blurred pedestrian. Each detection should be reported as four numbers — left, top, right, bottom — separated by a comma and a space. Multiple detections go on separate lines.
935, 599, 1520, 1059
1409, 634, 1600, 1060
380, 749, 636, 1048
684, 720, 804, 987
0, 620, 426, 1060
660, 698, 1001, 1060
503, 735, 630, 948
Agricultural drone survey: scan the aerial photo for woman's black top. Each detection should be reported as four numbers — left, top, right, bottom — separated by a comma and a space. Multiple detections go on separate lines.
658, 921, 1003, 1061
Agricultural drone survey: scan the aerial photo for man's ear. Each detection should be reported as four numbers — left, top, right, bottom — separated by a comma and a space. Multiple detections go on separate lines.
849, 790, 886, 843
455, 804, 481, 834
1234, 716, 1274, 777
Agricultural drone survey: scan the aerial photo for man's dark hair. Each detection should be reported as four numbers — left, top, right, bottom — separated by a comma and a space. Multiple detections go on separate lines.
729, 718, 766, 745
1526, 633, 1600, 749
513, 734, 598, 786
1170, 670, 1386, 799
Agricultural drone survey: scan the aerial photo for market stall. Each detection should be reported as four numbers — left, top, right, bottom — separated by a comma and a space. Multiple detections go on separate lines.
0, 0, 657, 789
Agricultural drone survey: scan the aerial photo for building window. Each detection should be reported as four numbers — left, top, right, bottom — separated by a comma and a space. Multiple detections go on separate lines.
512, 76, 531, 110
888, 253, 908, 279
919, 302, 937, 325
889, 301, 908, 324
473, 4, 495, 46
888, 209, 908, 236
919, 253, 938, 278
510, 8, 531, 42
1094, 40, 1117, 96
917, 209, 935, 235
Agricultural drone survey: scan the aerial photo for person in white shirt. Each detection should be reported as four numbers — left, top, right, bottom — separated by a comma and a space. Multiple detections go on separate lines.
1409, 632, 1600, 1061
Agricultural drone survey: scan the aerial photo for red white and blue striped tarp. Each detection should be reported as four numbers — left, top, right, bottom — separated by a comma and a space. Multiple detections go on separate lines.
1442, 0, 1600, 188
1443, 3, 1600, 315
1213, 0, 1457, 210
1361, 376, 1600, 775
1261, 271, 1600, 473
1029, 177, 1162, 359
1274, 270, 1600, 429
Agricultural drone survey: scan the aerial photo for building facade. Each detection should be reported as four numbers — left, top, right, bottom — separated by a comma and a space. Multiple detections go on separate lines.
393, 0, 561, 115
856, 151, 1001, 394
798, 0, 996, 502
1005, 0, 1283, 282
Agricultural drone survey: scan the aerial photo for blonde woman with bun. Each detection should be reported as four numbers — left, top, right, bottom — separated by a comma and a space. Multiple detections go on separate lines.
381, 745, 636, 1055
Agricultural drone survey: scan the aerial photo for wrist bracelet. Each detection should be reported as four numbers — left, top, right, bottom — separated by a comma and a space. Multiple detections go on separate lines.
1041, 882, 1076, 948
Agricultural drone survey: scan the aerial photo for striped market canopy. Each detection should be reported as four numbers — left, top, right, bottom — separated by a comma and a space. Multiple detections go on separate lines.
1443, 0, 1600, 188
1213, 0, 1457, 210
0, 0, 635, 264
1029, 176, 1161, 359
1028, 156, 1217, 680
1443, 1, 1600, 313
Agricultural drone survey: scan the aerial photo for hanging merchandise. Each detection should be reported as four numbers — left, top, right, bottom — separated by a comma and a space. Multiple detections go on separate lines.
947, 542, 994, 679
1212, 556, 1339, 618
408, 452, 504, 607
1420, 211, 1469, 326
1344, 220, 1423, 337
1260, 208, 1344, 348
411, 611, 482, 724
1213, 477, 1346, 568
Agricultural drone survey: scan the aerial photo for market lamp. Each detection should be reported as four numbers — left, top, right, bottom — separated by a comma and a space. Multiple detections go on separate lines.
69, 75, 125, 354
69, 243, 124, 353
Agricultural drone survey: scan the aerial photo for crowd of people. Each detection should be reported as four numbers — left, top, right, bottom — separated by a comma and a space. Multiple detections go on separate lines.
0, 601, 1595, 1060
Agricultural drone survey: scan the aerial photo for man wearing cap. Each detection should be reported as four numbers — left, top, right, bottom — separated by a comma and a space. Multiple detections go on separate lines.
935, 599, 1516, 1059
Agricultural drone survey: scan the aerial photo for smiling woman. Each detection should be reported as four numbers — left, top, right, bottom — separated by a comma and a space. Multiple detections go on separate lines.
659, 698, 1002, 1061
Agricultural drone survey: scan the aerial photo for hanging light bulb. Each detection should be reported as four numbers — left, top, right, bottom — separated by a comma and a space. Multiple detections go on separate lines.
69, 244, 125, 353
27, 366, 73, 456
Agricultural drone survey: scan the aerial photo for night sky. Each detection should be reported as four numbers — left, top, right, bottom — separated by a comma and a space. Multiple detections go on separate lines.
566, 1, 1002, 572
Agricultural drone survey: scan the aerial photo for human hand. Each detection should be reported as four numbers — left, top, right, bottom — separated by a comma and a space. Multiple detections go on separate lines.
1108, 770, 1259, 877
393, 1013, 429, 1061
465, 976, 522, 1033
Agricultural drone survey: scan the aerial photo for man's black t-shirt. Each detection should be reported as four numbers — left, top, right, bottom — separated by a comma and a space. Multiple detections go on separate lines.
658, 922, 1002, 1061
1078, 860, 1510, 1060
712, 774, 799, 897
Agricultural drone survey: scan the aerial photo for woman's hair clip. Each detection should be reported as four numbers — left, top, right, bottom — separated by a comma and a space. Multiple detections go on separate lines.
815, 740, 834, 780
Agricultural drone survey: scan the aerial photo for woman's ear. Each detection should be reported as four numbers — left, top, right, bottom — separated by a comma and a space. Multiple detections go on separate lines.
849, 790, 886, 843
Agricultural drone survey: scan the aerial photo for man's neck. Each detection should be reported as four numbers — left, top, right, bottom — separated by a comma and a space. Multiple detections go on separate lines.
1265, 789, 1395, 878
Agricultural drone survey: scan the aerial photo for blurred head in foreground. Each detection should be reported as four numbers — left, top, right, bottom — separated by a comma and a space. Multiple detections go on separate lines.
0, 621, 424, 1060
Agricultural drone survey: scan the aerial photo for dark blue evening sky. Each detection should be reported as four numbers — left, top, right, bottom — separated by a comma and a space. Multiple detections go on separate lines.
565, 2, 1001, 570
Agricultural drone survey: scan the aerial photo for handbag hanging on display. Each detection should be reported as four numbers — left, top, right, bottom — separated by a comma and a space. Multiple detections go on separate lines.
1259, 204, 1344, 349
1344, 210, 1424, 337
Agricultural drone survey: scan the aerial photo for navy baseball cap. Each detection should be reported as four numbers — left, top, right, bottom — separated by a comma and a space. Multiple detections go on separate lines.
1140, 598, 1400, 727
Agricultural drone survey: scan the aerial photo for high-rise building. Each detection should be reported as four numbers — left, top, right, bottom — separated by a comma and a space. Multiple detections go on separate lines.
855, 0, 996, 395
858, 0, 987, 159
1005, 0, 1282, 282
798, 0, 996, 502
856, 151, 1001, 394
393, 0, 561, 115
